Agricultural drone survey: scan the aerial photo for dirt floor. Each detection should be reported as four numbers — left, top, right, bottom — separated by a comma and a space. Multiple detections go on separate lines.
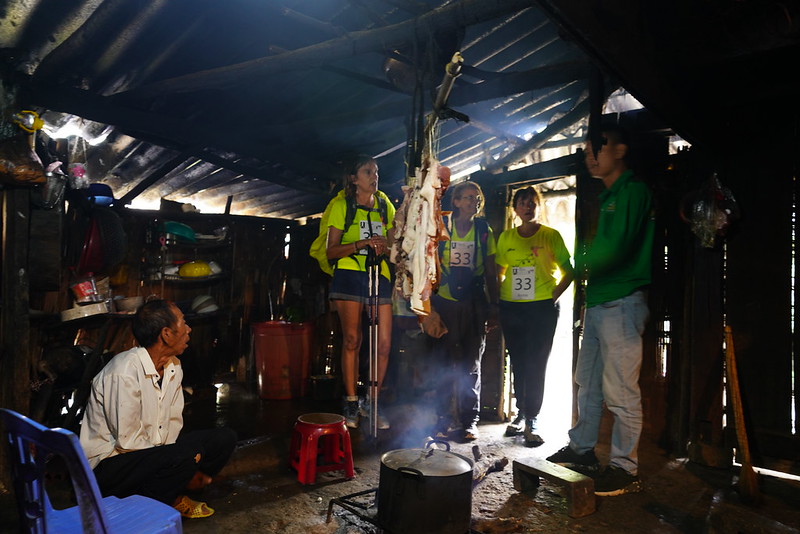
2, 382, 800, 533
174, 384, 800, 534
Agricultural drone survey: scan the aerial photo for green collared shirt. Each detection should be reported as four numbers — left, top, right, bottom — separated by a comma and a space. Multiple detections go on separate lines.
579, 170, 654, 307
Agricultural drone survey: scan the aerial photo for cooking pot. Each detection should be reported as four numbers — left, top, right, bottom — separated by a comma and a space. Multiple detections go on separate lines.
378, 440, 473, 534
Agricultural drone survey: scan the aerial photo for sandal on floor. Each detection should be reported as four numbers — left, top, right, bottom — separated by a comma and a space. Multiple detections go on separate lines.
174, 495, 215, 518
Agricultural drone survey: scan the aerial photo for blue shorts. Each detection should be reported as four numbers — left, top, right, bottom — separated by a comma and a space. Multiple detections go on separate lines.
330, 268, 392, 305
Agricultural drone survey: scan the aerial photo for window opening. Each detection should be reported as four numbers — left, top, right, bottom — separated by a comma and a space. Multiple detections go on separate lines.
657, 243, 671, 379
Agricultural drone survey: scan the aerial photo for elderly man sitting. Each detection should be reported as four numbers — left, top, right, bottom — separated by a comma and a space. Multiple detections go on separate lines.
79, 299, 236, 518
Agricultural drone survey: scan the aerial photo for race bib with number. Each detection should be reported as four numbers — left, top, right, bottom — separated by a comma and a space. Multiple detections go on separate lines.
449, 241, 476, 269
358, 220, 384, 255
511, 266, 535, 300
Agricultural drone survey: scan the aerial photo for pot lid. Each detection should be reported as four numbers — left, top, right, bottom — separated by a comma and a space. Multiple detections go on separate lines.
381, 448, 473, 477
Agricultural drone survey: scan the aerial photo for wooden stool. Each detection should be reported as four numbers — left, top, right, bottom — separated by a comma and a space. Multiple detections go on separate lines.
513, 457, 595, 517
289, 413, 355, 485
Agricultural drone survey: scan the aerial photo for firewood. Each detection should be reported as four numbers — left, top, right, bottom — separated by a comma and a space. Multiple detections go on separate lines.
472, 456, 509, 488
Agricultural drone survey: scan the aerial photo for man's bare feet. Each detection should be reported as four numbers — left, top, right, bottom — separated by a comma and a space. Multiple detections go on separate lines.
186, 471, 213, 491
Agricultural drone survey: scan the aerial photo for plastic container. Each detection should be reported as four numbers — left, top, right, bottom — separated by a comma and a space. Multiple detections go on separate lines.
70, 275, 99, 303
252, 321, 314, 399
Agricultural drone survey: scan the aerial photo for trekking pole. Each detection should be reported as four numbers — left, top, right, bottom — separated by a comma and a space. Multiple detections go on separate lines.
373, 254, 381, 435
366, 248, 380, 439
371, 260, 380, 439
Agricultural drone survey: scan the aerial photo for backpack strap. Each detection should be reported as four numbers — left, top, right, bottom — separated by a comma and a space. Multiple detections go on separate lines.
344, 197, 358, 234
344, 192, 388, 233
474, 217, 489, 263
378, 194, 388, 225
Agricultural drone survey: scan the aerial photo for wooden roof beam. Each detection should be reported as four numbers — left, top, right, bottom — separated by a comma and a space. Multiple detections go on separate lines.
114, 0, 539, 101
255, 60, 591, 136
117, 149, 194, 206
278, 7, 347, 38
472, 152, 584, 188
450, 60, 591, 106
482, 82, 617, 173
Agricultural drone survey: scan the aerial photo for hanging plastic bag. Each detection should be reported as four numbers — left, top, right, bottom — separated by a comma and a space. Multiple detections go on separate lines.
680, 173, 740, 248
68, 137, 90, 189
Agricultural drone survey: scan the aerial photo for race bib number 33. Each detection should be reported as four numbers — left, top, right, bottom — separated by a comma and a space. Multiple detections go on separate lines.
511, 266, 535, 300
450, 241, 476, 268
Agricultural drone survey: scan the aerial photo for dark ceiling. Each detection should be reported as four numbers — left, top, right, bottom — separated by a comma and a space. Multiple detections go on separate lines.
2, 1, 798, 219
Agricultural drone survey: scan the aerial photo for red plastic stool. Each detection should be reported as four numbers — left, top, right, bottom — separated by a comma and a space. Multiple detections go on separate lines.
289, 413, 355, 485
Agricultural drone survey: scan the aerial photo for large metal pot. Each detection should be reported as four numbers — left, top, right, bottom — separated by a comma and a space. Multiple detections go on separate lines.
378, 440, 473, 534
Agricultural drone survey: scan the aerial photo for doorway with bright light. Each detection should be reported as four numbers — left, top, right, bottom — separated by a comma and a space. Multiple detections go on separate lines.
503, 176, 576, 442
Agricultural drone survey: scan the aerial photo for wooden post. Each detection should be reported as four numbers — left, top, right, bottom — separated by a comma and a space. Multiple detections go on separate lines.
0, 187, 31, 491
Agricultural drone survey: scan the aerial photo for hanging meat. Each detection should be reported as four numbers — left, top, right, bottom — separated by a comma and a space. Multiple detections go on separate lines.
390, 158, 450, 315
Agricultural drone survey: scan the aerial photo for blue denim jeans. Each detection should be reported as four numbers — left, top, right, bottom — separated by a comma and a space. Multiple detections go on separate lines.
568, 290, 649, 474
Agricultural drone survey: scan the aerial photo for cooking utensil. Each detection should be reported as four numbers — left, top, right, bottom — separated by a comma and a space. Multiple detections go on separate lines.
378, 440, 473, 534
115, 296, 144, 313
159, 221, 196, 244
61, 302, 109, 322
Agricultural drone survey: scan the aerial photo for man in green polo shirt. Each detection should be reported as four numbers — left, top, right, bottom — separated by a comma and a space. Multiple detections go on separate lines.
547, 123, 654, 496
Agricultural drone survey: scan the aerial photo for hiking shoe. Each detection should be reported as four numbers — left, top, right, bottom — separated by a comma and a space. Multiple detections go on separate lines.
593, 466, 642, 496
359, 398, 390, 429
505, 413, 525, 436
463, 423, 480, 441
523, 419, 544, 447
546, 445, 599, 469
377, 413, 391, 430
436, 418, 463, 439
434, 427, 450, 439
343, 400, 360, 429
434, 416, 453, 439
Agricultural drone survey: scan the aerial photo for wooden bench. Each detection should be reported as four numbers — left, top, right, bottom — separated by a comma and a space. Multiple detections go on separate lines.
512, 457, 596, 518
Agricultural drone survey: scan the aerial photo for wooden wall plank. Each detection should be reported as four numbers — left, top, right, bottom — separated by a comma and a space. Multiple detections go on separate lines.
1, 187, 31, 490
725, 150, 795, 463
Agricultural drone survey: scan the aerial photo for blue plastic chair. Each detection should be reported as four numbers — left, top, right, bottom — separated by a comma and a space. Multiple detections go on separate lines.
0, 408, 182, 533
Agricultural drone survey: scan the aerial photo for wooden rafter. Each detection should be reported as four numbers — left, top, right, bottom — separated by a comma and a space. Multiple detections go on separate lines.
114, 0, 538, 101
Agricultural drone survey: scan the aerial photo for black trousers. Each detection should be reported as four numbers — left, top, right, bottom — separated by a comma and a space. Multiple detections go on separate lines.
431, 293, 486, 427
499, 299, 559, 420
93, 427, 237, 505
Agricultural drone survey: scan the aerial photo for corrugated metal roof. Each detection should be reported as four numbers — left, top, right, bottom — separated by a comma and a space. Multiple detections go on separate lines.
4, 0, 798, 218
3, 0, 592, 218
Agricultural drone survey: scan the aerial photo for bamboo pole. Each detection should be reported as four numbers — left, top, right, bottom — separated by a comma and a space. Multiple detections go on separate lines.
724, 325, 761, 503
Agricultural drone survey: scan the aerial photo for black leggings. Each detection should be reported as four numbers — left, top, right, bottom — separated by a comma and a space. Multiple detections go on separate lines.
93, 427, 237, 505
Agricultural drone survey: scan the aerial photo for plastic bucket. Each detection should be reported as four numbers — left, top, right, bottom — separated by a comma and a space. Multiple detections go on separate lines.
252, 321, 314, 399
